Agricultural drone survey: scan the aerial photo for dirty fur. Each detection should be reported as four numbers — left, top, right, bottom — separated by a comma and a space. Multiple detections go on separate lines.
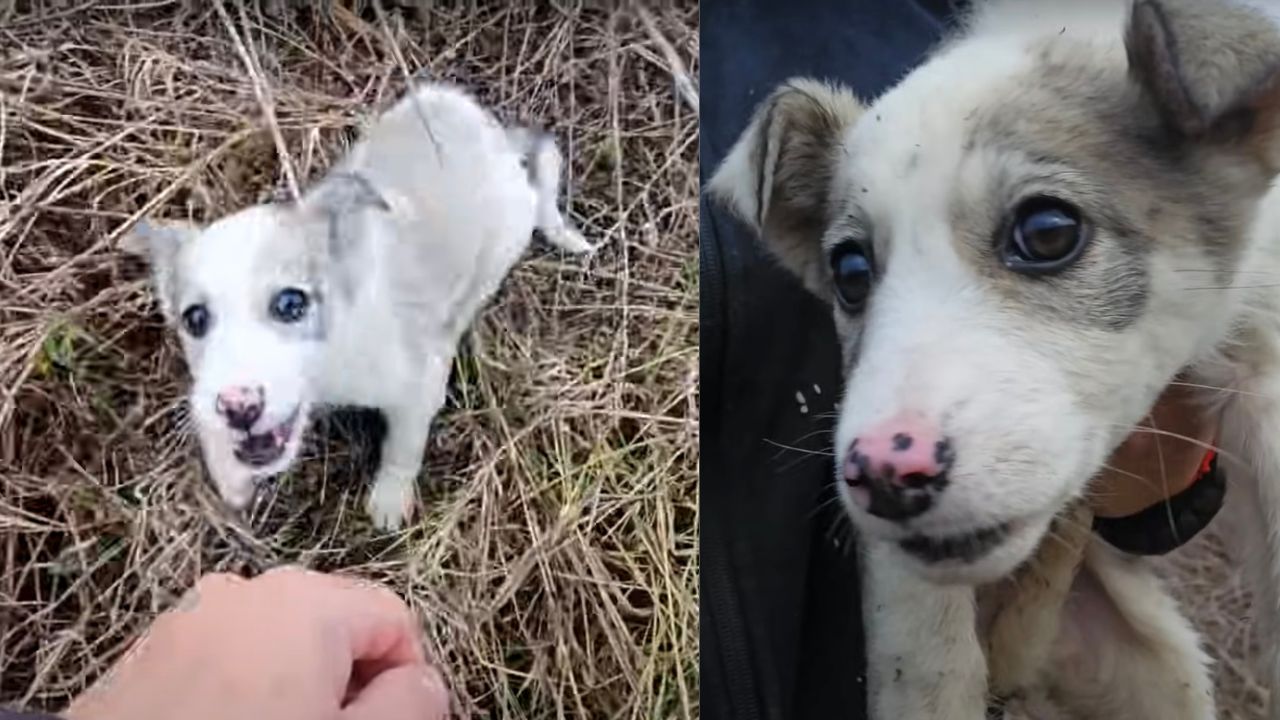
710, 0, 1280, 717
127, 81, 592, 530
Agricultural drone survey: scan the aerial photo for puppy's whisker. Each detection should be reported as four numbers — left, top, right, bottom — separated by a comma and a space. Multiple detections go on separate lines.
1149, 412, 1173, 526
820, 505, 856, 555
1097, 461, 1161, 491
1173, 268, 1280, 275
1168, 380, 1267, 399
764, 438, 835, 460
1182, 283, 1280, 291
1105, 423, 1235, 463
784, 427, 838, 445
809, 492, 848, 522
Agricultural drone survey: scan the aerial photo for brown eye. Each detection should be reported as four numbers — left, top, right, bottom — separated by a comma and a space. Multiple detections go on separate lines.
1004, 197, 1087, 274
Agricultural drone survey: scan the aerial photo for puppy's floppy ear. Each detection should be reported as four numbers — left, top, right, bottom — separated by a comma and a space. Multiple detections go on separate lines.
707, 78, 865, 298
304, 171, 391, 216
301, 171, 392, 260
1127, 0, 1280, 161
122, 218, 199, 319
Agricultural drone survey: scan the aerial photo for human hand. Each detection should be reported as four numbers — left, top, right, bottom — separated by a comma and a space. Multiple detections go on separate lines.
64, 567, 448, 720
1092, 379, 1218, 518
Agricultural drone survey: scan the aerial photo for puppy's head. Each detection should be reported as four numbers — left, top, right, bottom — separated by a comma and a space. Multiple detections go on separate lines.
710, 0, 1280, 584
129, 173, 390, 484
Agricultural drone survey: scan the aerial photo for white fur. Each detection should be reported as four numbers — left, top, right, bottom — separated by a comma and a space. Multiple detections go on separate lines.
131, 83, 591, 530
710, 0, 1280, 716
841, 9, 1227, 707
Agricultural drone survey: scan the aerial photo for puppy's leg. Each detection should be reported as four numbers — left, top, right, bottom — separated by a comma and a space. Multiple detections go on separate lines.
518, 130, 593, 254
863, 542, 988, 720
366, 405, 429, 531
980, 503, 1093, 700
366, 354, 450, 531
1045, 541, 1214, 719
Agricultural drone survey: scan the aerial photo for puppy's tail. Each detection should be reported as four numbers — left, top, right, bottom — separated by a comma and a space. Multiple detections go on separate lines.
509, 127, 594, 255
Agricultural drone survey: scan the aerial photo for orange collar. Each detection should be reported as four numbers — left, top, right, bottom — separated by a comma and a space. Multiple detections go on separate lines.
1197, 448, 1217, 479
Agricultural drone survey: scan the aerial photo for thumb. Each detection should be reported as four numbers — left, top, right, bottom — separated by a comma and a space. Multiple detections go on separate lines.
341, 664, 450, 720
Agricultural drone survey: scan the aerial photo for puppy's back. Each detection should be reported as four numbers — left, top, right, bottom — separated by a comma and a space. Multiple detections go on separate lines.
345, 83, 531, 224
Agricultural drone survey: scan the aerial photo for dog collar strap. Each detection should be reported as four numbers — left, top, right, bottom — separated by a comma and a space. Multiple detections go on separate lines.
1092, 449, 1224, 556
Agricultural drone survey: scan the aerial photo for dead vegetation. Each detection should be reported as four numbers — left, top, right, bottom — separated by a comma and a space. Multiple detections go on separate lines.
0, 2, 699, 717
1159, 530, 1266, 719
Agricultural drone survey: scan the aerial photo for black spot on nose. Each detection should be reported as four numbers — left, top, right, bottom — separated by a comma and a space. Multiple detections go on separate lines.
864, 483, 934, 522
847, 450, 872, 486
892, 433, 913, 451
880, 462, 897, 484
224, 403, 262, 432
845, 449, 948, 523
934, 439, 956, 470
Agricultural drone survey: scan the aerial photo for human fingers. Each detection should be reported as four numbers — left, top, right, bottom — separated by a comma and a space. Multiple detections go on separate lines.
253, 568, 426, 668
339, 663, 449, 720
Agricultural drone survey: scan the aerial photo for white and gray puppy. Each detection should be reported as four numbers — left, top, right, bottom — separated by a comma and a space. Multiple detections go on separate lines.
130, 82, 591, 530
713, 0, 1280, 717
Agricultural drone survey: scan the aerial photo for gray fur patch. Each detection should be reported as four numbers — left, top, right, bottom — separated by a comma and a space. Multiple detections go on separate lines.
325, 216, 361, 303
313, 171, 390, 218
905, 150, 920, 173
1127, 0, 1280, 138
130, 218, 198, 320
757, 80, 866, 296
250, 225, 329, 343
506, 125, 553, 186
957, 39, 1275, 330
305, 171, 389, 303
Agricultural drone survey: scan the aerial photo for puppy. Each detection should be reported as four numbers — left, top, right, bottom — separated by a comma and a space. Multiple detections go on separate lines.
129, 82, 592, 530
711, 0, 1280, 716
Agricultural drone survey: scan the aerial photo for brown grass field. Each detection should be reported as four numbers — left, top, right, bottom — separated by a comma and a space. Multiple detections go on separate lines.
1159, 530, 1266, 719
0, 2, 698, 717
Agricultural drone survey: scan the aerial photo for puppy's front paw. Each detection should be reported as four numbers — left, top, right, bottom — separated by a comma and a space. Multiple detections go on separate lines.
546, 226, 594, 255
366, 470, 418, 531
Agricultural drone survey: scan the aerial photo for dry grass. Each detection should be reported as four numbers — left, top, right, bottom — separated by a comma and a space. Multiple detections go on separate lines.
1159, 530, 1267, 719
0, 1, 699, 717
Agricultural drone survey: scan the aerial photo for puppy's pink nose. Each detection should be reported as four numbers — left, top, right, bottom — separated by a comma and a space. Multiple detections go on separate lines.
216, 385, 264, 432
843, 413, 955, 522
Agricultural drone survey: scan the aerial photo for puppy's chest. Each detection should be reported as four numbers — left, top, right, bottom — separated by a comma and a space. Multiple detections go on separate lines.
319, 348, 404, 406
315, 303, 415, 406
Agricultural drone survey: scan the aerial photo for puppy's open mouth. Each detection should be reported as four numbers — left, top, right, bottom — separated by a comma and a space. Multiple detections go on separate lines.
898, 523, 1012, 564
233, 406, 301, 468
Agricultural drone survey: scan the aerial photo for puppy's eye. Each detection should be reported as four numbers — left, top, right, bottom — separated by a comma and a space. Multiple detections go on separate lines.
181, 304, 211, 338
830, 243, 874, 311
1004, 197, 1087, 274
270, 288, 310, 323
